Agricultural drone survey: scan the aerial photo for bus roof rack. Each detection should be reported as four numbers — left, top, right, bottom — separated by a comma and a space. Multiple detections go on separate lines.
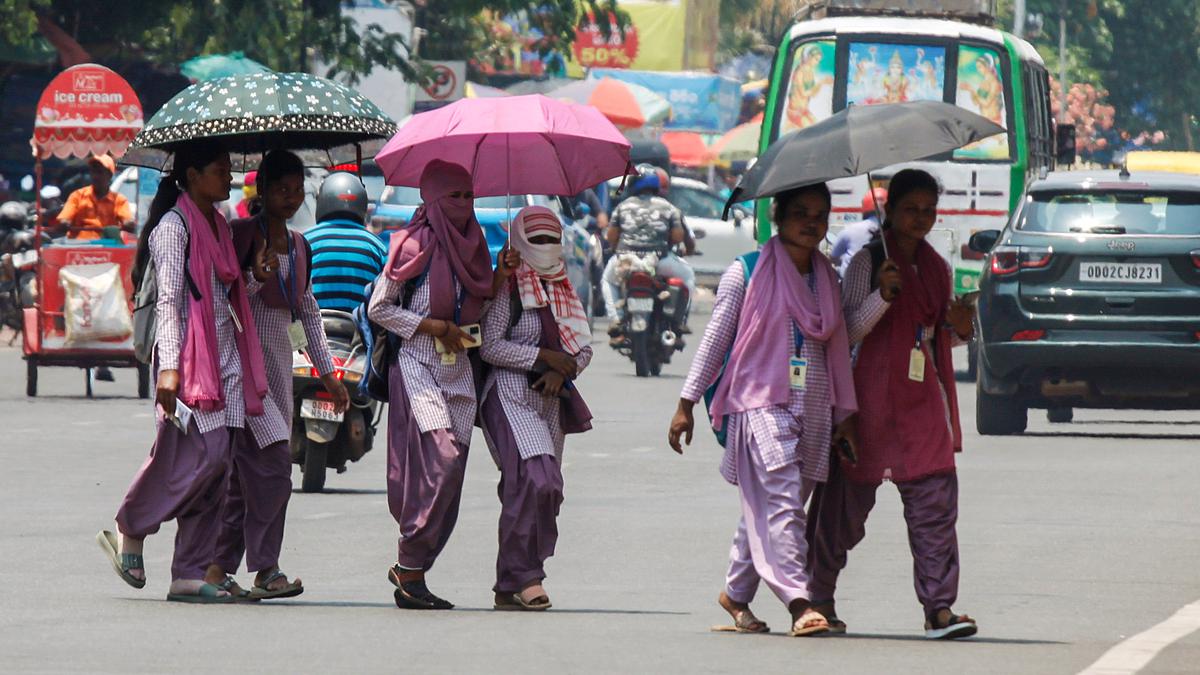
795, 0, 997, 27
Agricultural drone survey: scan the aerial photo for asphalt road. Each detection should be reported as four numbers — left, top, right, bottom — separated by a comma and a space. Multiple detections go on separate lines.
2, 317, 1200, 674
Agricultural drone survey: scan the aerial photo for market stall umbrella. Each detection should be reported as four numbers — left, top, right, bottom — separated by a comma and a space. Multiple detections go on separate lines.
726, 101, 1006, 213
122, 71, 396, 172
544, 77, 670, 129
661, 131, 714, 168
375, 94, 633, 198
180, 52, 271, 82
710, 116, 762, 164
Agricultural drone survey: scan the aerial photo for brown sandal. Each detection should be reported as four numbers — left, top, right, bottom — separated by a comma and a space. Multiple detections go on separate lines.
788, 609, 831, 637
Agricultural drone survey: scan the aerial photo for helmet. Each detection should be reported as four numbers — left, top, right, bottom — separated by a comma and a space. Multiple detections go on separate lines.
630, 163, 660, 195
861, 187, 888, 216
0, 201, 26, 228
653, 166, 671, 196
316, 171, 368, 224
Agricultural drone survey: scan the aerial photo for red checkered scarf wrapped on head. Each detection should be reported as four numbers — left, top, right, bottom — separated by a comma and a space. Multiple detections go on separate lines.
509, 205, 591, 355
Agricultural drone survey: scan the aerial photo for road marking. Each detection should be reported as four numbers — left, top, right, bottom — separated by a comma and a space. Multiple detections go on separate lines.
629, 446, 655, 453
1078, 598, 1200, 675
587, 452, 611, 458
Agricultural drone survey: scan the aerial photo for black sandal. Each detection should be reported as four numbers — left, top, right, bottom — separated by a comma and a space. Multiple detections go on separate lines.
389, 565, 453, 610
924, 609, 977, 640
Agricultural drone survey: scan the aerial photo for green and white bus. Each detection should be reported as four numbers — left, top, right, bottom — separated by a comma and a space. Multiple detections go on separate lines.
758, 15, 1056, 294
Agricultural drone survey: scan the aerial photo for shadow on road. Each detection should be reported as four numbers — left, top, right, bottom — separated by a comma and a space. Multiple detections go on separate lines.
254, 601, 688, 615
828, 633, 1066, 645
292, 488, 388, 495
1022, 431, 1200, 441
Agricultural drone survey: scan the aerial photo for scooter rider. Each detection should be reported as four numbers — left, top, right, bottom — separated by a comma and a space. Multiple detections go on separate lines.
602, 164, 695, 341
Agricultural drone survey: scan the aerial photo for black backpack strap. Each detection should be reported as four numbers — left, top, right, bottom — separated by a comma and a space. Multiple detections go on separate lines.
297, 232, 313, 290
169, 207, 203, 301
505, 278, 524, 339
865, 238, 886, 292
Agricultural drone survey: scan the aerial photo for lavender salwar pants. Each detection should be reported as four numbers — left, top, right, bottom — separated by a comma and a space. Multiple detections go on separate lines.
115, 422, 232, 581
213, 430, 292, 574
724, 434, 817, 608
387, 367, 469, 571
807, 461, 960, 619
481, 390, 564, 594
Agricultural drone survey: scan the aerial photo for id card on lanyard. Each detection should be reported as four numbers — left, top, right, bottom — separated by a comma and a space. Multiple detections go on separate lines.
790, 324, 807, 391
261, 221, 307, 351
908, 326, 926, 382
438, 284, 471, 366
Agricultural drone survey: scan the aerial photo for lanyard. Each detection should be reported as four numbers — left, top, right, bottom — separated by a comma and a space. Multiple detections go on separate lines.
793, 323, 804, 357
454, 284, 467, 325
915, 325, 924, 348
260, 219, 298, 321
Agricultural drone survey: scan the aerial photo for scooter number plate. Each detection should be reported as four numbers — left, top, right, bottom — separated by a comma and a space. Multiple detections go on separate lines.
626, 297, 654, 312
300, 399, 344, 422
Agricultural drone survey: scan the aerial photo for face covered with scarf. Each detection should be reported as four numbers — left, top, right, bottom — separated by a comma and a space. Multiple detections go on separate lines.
419, 159, 475, 231
509, 206, 590, 354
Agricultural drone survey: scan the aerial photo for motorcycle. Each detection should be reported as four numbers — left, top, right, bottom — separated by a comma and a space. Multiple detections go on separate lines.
290, 309, 379, 493
610, 252, 688, 377
0, 202, 44, 337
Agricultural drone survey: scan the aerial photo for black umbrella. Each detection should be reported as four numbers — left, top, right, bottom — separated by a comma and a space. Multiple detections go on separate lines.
724, 101, 1006, 215
122, 72, 396, 172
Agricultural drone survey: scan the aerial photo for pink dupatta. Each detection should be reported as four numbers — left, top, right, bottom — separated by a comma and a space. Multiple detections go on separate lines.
176, 193, 269, 415
708, 236, 856, 432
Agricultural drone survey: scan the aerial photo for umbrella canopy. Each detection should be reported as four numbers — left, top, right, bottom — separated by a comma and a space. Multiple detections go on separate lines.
710, 117, 761, 163
180, 52, 271, 81
465, 81, 509, 98
505, 77, 576, 96
661, 131, 714, 168
123, 71, 396, 171
376, 94, 632, 198
545, 77, 670, 129
727, 101, 1006, 211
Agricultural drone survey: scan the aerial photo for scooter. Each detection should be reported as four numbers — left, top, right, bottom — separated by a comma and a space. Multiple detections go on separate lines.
610, 252, 688, 377
291, 309, 379, 493
0, 202, 43, 336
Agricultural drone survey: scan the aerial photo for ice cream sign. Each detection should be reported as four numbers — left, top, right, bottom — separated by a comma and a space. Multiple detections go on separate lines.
32, 63, 144, 159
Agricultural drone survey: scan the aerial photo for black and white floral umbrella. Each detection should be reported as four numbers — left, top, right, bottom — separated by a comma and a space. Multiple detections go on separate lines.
123, 71, 396, 171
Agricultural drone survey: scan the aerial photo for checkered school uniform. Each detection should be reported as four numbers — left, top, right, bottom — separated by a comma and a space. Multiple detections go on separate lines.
479, 277, 593, 460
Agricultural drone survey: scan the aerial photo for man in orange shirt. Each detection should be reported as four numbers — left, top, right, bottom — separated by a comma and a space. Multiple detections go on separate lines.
56, 154, 134, 240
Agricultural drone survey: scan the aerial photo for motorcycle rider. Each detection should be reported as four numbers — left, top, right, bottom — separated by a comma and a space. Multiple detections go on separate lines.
602, 164, 695, 342
303, 172, 388, 313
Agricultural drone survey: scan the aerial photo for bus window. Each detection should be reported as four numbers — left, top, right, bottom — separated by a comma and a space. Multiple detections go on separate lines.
954, 45, 1010, 160
847, 42, 946, 105
780, 39, 836, 135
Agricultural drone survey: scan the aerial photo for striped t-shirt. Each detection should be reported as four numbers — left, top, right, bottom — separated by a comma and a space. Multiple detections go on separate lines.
303, 219, 388, 312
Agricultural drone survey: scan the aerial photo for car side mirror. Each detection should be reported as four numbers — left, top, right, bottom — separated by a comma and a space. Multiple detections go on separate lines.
1056, 123, 1077, 166
968, 229, 1001, 254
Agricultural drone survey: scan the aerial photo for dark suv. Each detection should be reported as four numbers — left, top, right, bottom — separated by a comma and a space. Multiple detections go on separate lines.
971, 170, 1200, 435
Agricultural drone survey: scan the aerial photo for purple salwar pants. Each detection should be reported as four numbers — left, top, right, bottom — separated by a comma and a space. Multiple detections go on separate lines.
481, 391, 564, 594
807, 461, 960, 619
387, 368, 469, 571
213, 429, 292, 574
115, 422, 232, 581
725, 433, 817, 607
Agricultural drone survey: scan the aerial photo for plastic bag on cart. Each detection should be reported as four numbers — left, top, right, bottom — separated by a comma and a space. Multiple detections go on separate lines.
59, 263, 133, 345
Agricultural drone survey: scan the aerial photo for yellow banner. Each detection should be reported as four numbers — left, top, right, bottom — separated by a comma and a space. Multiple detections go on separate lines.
568, 0, 687, 77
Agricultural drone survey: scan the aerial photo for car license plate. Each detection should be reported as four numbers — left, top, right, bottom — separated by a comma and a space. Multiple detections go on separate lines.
300, 399, 344, 422
1079, 262, 1161, 283
626, 297, 654, 312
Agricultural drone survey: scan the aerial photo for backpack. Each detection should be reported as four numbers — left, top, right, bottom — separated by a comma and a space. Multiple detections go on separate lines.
132, 208, 202, 364
701, 250, 760, 447
353, 262, 430, 402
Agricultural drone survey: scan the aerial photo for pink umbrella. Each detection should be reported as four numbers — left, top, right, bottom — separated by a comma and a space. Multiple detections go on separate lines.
376, 94, 633, 197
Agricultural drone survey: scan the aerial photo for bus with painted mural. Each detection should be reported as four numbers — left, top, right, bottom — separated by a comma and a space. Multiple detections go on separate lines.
758, 1, 1058, 295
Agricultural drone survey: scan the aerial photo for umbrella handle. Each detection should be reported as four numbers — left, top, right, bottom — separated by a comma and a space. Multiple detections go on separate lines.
866, 170, 900, 298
